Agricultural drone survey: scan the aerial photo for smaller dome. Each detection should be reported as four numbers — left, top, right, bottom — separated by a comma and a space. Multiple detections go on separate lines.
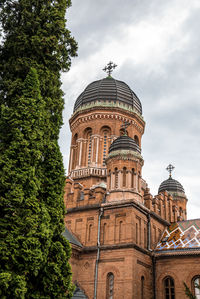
158, 177, 185, 194
109, 135, 141, 154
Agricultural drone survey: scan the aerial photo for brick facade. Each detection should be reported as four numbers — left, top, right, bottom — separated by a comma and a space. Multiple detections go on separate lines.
64, 76, 200, 299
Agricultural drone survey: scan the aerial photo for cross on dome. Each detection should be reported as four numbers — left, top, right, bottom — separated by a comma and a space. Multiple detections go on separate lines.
103, 61, 117, 77
166, 164, 175, 178
120, 120, 130, 135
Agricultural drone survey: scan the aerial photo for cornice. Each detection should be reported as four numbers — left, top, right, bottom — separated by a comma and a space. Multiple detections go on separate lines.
69, 107, 145, 134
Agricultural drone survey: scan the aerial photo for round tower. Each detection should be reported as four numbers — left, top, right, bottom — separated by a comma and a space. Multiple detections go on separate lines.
106, 135, 144, 202
68, 70, 145, 189
158, 165, 188, 220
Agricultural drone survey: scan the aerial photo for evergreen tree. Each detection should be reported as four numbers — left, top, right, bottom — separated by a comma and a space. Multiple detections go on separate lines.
0, 0, 77, 297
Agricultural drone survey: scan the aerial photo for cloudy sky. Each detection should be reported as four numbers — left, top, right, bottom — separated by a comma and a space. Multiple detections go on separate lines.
59, 0, 200, 219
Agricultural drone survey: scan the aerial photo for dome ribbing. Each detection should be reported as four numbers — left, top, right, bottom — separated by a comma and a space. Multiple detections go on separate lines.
109, 135, 141, 154
73, 77, 142, 114
158, 177, 185, 194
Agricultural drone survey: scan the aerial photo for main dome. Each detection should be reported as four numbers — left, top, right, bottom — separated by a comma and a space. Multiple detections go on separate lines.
73, 77, 142, 115
109, 135, 141, 154
158, 177, 185, 194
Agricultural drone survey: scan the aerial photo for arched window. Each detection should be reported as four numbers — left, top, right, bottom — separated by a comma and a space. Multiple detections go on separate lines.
134, 135, 139, 145
106, 272, 114, 299
114, 168, 118, 189
119, 221, 123, 241
122, 167, 127, 187
164, 277, 175, 299
101, 126, 111, 166
193, 276, 200, 299
131, 168, 135, 188
87, 130, 92, 166
103, 223, 107, 244
88, 224, 93, 241
108, 170, 111, 189
138, 171, 140, 191
141, 276, 144, 299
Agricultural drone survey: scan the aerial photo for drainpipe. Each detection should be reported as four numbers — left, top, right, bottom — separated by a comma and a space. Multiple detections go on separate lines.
152, 255, 156, 299
147, 214, 151, 251
94, 207, 103, 299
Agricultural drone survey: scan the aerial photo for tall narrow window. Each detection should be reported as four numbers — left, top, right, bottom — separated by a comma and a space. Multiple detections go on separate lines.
119, 221, 123, 241
87, 131, 92, 165
114, 168, 118, 188
131, 168, 135, 188
88, 224, 93, 241
122, 167, 127, 187
103, 131, 108, 166
138, 171, 140, 191
103, 223, 107, 244
134, 135, 139, 145
136, 223, 138, 244
193, 277, 200, 299
141, 276, 144, 299
106, 272, 114, 299
108, 170, 111, 189
144, 227, 147, 249
164, 277, 175, 299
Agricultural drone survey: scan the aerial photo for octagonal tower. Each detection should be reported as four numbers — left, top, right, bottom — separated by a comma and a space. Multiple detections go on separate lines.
68, 76, 145, 189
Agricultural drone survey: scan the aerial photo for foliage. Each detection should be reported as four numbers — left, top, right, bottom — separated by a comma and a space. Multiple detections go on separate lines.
184, 282, 200, 299
0, 0, 77, 297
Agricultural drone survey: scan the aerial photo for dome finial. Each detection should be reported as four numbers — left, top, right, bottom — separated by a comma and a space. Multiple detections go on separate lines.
166, 164, 175, 178
103, 61, 117, 77
121, 120, 130, 136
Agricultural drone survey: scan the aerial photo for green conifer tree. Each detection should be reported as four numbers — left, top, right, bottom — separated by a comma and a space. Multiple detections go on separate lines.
0, 0, 77, 297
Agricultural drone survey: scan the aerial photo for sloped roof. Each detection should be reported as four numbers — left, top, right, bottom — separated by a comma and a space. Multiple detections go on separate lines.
62, 228, 82, 248
155, 219, 200, 253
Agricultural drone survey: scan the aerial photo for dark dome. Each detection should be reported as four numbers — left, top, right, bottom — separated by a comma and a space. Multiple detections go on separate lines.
158, 177, 185, 194
73, 77, 142, 114
109, 135, 141, 154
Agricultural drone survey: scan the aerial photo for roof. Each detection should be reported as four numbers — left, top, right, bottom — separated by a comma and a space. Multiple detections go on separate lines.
109, 135, 141, 154
155, 219, 200, 253
158, 176, 185, 194
72, 286, 88, 299
73, 77, 142, 115
62, 227, 82, 248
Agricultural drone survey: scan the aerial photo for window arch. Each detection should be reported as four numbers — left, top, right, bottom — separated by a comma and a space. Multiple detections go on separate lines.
119, 221, 123, 241
131, 168, 135, 188
103, 223, 107, 244
164, 276, 175, 299
114, 168, 118, 189
84, 128, 92, 166
122, 167, 127, 187
192, 276, 200, 299
88, 224, 93, 242
141, 276, 144, 299
106, 272, 114, 299
134, 135, 139, 145
108, 169, 111, 189
101, 126, 111, 166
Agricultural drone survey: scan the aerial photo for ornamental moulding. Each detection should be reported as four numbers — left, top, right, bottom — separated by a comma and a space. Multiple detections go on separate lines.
70, 113, 143, 133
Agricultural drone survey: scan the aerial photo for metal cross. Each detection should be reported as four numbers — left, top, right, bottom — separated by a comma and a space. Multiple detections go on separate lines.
103, 61, 117, 77
166, 164, 175, 178
121, 120, 130, 135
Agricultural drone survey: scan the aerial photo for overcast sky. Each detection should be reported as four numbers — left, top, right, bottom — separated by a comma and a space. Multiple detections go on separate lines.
59, 0, 200, 219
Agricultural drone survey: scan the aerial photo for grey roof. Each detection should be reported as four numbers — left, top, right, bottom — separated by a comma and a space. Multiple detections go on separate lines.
158, 177, 185, 194
109, 135, 141, 154
72, 286, 88, 299
73, 77, 142, 115
62, 228, 82, 248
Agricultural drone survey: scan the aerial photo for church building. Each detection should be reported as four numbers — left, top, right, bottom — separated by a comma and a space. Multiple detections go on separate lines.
63, 62, 200, 299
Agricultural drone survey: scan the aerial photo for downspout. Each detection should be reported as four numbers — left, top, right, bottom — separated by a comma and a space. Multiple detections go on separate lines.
152, 255, 156, 299
94, 207, 103, 299
147, 214, 151, 251
147, 214, 156, 299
